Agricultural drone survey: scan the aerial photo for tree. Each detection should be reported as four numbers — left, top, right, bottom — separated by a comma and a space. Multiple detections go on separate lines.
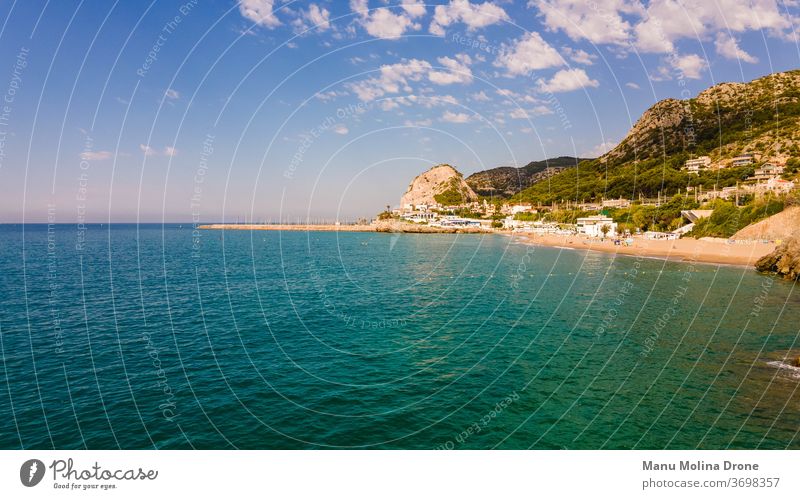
601, 224, 610, 239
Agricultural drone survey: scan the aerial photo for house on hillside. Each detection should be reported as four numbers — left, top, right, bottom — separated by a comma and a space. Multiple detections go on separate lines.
576, 215, 617, 238
752, 163, 784, 180
602, 198, 631, 208
684, 156, 711, 173
731, 154, 755, 167
755, 177, 795, 194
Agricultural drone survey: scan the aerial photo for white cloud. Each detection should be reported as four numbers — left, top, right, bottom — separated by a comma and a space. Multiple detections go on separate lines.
441, 110, 472, 123
304, 4, 331, 31
634, 0, 790, 53
349, 59, 432, 101
562, 46, 596, 65
239, 0, 280, 28
532, 0, 642, 45
139, 144, 157, 156
585, 140, 618, 157
429, 0, 509, 36
537, 68, 599, 93
332, 124, 349, 135
364, 8, 420, 39
314, 90, 346, 102
401, 0, 426, 18
530, 0, 790, 57
625, 81, 640, 89
80, 151, 112, 161
495, 32, 563, 76
669, 52, 706, 79
715, 32, 758, 63
350, 1, 422, 39
165, 88, 180, 100
164, 146, 178, 157
470, 90, 491, 101
428, 55, 473, 85
349, 57, 472, 102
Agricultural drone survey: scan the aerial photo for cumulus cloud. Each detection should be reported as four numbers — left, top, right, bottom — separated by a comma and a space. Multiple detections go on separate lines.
304, 4, 331, 32
350, 1, 422, 39
239, 0, 280, 28
715, 32, 758, 63
537, 68, 599, 93
164, 146, 178, 157
349, 57, 474, 102
562, 46, 596, 65
349, 59, 432, 101
139, 144, 157, 156
165, 88, 180, 100
401, 0, 426, 18
533, 0, 642, 45
529, 0, 790, 56
625, 82, 640, 89
441, 110, 472, 123
332, 124, 349, 135
428, 55, 473, 85
635, 0, 790, 53
495, 32, 563, 76
669, 52, 706, 79
429, 0, 509, 36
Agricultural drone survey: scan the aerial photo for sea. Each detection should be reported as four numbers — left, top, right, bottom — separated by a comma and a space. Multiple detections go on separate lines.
0, 223, 799, 449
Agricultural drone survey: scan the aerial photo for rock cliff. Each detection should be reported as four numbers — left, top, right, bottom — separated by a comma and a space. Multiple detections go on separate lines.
399, 164, 478, 207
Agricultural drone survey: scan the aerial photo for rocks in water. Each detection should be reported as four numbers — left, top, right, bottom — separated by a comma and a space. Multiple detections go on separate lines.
755, 237, 800, 280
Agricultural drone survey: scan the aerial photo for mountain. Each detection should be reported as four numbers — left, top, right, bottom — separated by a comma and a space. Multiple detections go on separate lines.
400, 164, 478, 207
513, 69, 800, 204
465, 156, 589, 198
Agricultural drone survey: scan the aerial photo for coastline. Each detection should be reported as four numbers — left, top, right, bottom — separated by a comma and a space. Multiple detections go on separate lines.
510, 233, 776, 267
199, 223, 776, 267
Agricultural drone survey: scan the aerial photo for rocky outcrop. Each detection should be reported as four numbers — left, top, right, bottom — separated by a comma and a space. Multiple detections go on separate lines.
399, 164, 477, 207
756, 237, 800, 280
600, 69, 800, 165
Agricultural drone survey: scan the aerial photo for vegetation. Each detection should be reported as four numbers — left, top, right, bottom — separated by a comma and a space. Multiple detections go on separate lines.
688, 198, 785, 238
434, 177, 473, 205
509, 70, 800, 207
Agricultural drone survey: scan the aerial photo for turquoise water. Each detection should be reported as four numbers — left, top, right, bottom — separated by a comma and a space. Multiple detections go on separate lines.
1, 224, 799, 449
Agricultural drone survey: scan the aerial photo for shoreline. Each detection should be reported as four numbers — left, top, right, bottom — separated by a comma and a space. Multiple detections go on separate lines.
510, 233, 776, 267
199, 223, 776, 267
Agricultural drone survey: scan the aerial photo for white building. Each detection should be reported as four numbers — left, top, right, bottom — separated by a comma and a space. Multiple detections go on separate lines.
756, 177, 795, 194
684, 156, 711, 173
731, 154, 755, 167
752, 163, 784, 180
576, 215, 617, 238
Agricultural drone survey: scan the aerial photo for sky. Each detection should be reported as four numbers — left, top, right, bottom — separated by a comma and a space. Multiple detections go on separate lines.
0, 0, 798, 223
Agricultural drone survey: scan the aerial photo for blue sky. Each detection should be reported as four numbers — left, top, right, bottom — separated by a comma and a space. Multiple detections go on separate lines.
0, 0, 798, 222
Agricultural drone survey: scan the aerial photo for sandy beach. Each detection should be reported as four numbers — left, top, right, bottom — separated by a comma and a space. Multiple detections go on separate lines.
512, 233, 777, 267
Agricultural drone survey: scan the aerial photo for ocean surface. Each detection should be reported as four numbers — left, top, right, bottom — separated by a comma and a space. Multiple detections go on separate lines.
1, 223, 799, 449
